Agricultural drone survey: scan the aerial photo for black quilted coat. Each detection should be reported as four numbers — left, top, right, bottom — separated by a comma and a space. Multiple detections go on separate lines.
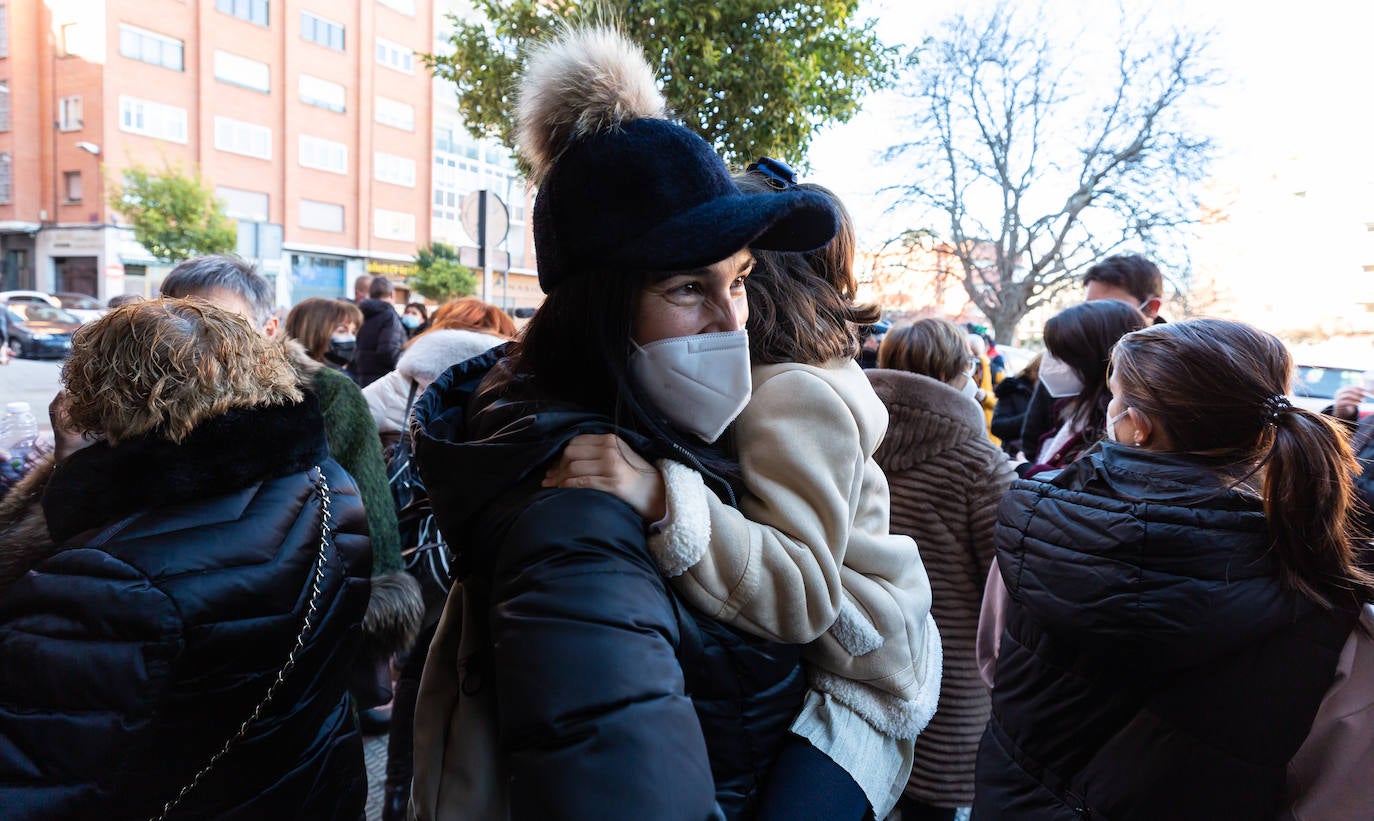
976, 442, 1357, 820
0, 399, 372, 820
412, 347, 805, 820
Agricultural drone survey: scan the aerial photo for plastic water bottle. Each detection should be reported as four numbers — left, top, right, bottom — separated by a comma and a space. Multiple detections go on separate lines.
0, 401, 39, 485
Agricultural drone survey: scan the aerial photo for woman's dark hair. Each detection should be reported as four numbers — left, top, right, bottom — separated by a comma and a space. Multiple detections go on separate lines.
485, 270, 740, 482
284, 297, 364, 363
1043, 300, 1148, 440
734, 173, 880, 366
877, 318, 969, 383
1110, 319, 1374, 610
405, 302, 429, 321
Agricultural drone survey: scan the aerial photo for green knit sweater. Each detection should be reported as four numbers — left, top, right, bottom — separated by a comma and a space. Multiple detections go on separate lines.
313, 366, 403, 574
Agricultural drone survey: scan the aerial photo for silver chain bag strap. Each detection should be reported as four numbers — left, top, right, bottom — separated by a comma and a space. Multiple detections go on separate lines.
150, 466, 335, 821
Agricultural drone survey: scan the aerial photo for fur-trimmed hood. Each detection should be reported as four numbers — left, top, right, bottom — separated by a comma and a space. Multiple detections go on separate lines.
398, 329, 507, 389
0, 397, 327, 592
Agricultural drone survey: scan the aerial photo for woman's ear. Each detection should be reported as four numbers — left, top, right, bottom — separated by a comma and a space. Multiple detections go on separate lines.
1126, 408, 1155, 447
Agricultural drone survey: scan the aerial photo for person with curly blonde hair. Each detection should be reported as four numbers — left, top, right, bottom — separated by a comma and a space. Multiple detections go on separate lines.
0, 299, 374, 819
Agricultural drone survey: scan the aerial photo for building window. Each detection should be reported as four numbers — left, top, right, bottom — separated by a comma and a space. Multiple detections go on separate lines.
216, 0, 268, 27
214, 116, 271, 159
0, 154, 10, 204
299, 199, 345, 233
299, 74, 345, 113
374, 152, 416, 187
374, 96, 415, 131
216, 186, 269, 222
0, 5, 8, 60
58, 96, 83, 131
214, 50, 270, 93
299, 135, 347, 175
0, 82, 8, 131
119, 96, 189, 143
377, 0, 416, 16
118, 24, 184, 71
374, 208, 415, 242
300, 11, 344, 51
374, 37, 414, 74
63, 171, 82, 203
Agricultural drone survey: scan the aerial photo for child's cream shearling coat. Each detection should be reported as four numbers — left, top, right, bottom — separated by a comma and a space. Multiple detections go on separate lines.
651, 358, 942, 816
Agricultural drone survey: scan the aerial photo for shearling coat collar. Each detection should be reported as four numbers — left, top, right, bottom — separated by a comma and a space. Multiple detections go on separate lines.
42, 398, 327, 544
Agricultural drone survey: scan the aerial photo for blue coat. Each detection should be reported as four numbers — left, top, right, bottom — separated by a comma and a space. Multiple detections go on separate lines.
0, 399, 372, 820
412, 348, 805, 820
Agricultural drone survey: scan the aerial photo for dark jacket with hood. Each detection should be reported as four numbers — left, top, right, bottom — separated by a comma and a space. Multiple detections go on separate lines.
411, 347, 805, 821
990, 374, 1035, 457
353, 298, 406, 387
1352, 416, 1374, 537
976, 442, 1357, 820
0, 399, 372, 820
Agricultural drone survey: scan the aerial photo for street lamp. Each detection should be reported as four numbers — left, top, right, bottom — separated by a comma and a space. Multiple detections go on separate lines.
75, 141, 100, 156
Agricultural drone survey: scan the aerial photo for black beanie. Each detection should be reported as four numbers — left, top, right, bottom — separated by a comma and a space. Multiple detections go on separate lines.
517, 27, 838, 293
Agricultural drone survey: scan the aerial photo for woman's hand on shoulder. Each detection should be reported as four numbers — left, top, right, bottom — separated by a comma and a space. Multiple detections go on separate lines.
544, 433, 666, 522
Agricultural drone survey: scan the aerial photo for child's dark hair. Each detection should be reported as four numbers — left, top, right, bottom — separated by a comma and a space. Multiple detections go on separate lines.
735, 173, 880, 366
1111, 319, 1374, 609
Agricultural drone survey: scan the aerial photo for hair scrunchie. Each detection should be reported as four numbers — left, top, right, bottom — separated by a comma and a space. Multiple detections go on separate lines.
1262, 394, 1292, 426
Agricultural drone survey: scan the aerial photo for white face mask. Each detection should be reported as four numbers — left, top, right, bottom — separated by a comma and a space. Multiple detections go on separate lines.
960, 374, 980, 399
630, 330, 752, 444
1105, 408, 1131, 442
1039, 352, 1084, 398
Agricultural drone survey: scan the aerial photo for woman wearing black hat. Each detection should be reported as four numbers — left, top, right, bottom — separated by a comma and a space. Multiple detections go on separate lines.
408, 27, 841, 821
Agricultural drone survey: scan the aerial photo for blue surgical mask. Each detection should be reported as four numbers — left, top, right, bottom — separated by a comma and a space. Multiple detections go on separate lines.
402, 314, 423, 330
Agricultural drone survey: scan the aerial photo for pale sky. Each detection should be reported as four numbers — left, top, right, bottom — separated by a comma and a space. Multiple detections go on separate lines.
808, 0, 1374, 341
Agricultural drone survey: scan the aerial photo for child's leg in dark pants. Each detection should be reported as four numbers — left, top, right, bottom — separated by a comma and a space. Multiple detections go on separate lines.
754, 735, 870, 821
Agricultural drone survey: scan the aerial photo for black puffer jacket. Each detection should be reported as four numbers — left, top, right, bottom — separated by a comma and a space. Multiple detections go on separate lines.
353, 298, 406, 386
412, 348, 805, 820
977, 442, 1357, 820
0, 399, 371, 820
990, 374, 1035, 457
1353, 416, 1374, 535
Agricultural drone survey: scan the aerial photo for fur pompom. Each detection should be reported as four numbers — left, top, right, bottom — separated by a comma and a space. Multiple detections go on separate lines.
517, 26, 665, 183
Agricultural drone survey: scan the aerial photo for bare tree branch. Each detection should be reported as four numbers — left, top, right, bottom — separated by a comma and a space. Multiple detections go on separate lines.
885, 2, 1220, 342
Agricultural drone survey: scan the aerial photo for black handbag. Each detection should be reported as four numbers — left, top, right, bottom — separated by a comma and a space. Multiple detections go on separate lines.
386, 381, 455, 626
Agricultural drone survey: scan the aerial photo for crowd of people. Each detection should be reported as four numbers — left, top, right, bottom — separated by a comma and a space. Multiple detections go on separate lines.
0, 23, 1371, 821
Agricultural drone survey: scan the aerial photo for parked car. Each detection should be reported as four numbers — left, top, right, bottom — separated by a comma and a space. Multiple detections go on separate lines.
0, 290, 60, 309
51, 292, 107, 324
1, 301, 82, 359
1289, 364, 1374, 418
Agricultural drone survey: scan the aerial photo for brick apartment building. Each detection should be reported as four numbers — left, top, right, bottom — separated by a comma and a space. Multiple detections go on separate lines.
0, 0, 538, 310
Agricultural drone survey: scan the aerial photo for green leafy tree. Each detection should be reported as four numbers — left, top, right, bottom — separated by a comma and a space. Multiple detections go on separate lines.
425, 0, 898, 170
410, 243, 478, 302
106, 159, 237, 263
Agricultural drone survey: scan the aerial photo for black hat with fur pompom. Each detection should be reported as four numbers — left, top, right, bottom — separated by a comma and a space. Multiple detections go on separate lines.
517, 27, 839, 293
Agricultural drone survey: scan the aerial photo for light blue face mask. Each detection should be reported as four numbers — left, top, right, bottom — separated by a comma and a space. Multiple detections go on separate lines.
402, 314, 423, 329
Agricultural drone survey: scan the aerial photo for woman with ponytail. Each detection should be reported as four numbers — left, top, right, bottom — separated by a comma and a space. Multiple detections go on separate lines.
976, 318, 1373, 819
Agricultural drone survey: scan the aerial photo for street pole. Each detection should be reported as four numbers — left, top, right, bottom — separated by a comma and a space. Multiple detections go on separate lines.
478, 190, 492, 303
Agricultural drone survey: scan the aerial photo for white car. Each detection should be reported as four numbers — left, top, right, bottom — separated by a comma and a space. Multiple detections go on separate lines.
1289, 364, 1374, 418
0, 291, 60, 309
